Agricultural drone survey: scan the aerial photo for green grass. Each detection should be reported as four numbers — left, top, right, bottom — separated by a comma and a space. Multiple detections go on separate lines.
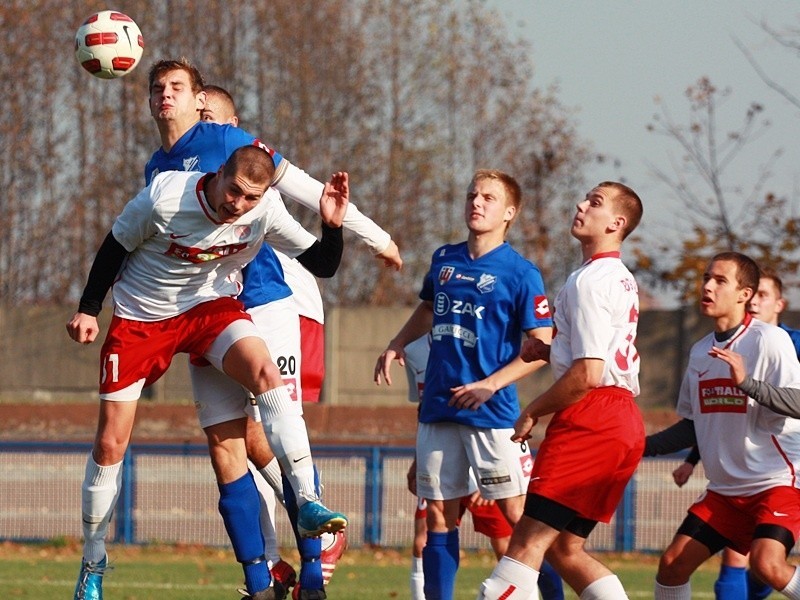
0, 542, 782, 599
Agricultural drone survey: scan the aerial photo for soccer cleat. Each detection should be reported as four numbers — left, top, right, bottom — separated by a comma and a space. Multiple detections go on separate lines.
239, 587, 278, 600
296, 501, 347, 538
73, 556, 109, 600
271, 558, 297, 590
292, 584, 327, 600
320, 530, 347, 586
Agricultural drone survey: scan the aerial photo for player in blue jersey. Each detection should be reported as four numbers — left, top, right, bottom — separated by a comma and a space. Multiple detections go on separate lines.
201, 83, 347, 600
375, 169, 553, 600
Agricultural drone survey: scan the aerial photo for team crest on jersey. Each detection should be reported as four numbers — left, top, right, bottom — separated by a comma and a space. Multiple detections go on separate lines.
234, 225, 252, 239
438, 266, 455, 285
698, 378, 748, 414
183, 155, 200, 171
476, 273, 496, 293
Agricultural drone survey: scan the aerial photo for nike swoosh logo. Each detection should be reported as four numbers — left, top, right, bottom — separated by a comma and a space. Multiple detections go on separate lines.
698, 369, 710, 378
170, 233, 190, 239
774, 511, 789, 517
293, 455, 310, 463
122, 25, 132, 48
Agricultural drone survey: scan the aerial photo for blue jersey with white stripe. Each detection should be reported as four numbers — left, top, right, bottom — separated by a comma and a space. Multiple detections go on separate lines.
418, 241, 552, 428
144, 121, 291, 307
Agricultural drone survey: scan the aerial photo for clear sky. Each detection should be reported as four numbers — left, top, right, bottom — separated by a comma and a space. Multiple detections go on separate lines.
484, 1, 800, 303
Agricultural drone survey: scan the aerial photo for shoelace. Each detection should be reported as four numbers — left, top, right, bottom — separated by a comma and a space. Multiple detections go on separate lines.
76, 560, 113, 597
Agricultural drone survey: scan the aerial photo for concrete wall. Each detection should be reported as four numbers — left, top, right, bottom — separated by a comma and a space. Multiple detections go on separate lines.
3, 304, 798, 407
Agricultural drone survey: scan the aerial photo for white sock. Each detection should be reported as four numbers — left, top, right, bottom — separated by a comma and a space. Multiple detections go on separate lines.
256, 386, 317, 504
654, 581, 691, 600
580, 575, 628, 599
249, 461, 280, 564
81, 455, 123, 563
411, 556, 425, 600
257, 458, 285, 507
478, 556, 539, 599
782, 566, 800, 599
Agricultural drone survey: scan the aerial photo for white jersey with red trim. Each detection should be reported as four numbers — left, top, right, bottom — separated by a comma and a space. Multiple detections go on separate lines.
111, 171, 316, 321
276, 252, 325, 324
549, 252, 640, 394
677, 316, 800, 496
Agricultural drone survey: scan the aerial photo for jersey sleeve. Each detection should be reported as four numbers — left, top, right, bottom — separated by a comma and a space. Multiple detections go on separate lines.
261, 190, 319, 258
516, 263, 552, 331
675, 368, 694, 419
271, 160, 392, 255
111, 182, 159, 252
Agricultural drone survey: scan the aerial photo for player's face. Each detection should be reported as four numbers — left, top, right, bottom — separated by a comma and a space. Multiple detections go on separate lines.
200, 95, 237, 126
211, 172, 268, 223
571, 187, 622, 241
748, 278, 783, 325
464, 178, 515, 235
700, 260, 751, 319
149, 69, 205, 125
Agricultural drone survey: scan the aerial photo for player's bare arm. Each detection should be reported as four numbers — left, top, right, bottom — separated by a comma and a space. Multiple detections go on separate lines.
319, 171, 350, 228
450, 326, 552, 411
374, 301, 434, 386
377, 240, 403, 271
512, 357, 605, 442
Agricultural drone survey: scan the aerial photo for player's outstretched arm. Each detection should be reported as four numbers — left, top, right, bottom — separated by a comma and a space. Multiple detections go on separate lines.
374, 301, 434, 386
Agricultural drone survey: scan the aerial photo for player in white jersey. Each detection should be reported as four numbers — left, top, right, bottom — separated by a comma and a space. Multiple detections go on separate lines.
645, 252, 800, 600
67, 146, 348, 600
478, 181, 645, 600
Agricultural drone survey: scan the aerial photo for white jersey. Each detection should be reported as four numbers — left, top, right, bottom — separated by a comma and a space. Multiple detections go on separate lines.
404, 334, 432, 402
549, 252, 640, 394
111, 171, 316, 321
276, 252, 325, 324
677, 316, 800, 496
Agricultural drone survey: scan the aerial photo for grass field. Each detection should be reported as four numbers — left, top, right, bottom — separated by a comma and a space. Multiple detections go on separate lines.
0, 541, 782, 599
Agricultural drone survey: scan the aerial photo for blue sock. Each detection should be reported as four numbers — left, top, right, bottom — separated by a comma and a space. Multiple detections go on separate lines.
714, 564, 747, 600
538, 560, 565, 600
422, 529, 459, 600
747, 569, 773, 600
218, 472, 270, 594
284, 467, 324, 589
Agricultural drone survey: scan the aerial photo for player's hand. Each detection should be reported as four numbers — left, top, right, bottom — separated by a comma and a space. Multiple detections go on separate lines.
464, 490, 493, 508
672, 462, 694, 487
66, 312, 100, 344
374, 343, 405, 386
520, 337, 551, 363
512, 411, 538, 443
708, 346, 746, 385
449, 380, 495, 410
319, 171, 349, 228
377, 240, 403, 271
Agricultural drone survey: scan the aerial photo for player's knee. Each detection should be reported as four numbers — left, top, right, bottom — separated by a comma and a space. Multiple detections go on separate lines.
748, 553, 786, 589
656, 547, 694, 586
92, 434, 128, 464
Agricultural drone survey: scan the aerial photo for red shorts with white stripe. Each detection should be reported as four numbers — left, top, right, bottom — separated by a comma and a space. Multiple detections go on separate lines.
299, 315, 324, 402
98, 297, 251, 400
688, 486, 800, 554
528, 386, 645, 523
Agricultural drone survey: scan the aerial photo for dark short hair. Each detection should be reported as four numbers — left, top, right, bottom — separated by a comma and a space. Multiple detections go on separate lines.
222, 145, 275, 185
148, 58, 205, 94
759, 268, 784, 297
204, 84, 236, 113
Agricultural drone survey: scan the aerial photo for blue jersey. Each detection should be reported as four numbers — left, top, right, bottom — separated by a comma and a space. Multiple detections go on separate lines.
780, 323, 800, 360
418, 241, 552, 428
144, 121, 291, 308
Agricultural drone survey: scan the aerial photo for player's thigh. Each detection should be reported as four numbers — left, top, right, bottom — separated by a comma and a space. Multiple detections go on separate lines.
189, 361, 250, 429
416, 422, 471, 500
657, 533, 713, 585
207, 320, 282, 390
249, 300, 302, 401
462, 426, 529, 501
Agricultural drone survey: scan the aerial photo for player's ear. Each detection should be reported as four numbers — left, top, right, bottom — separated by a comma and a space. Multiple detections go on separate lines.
609, 214, 627, 234
504, 203, 517, 223
196, 90, 207, 111
776, 296, 788, 314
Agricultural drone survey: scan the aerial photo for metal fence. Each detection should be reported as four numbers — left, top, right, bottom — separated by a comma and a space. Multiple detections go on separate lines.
0, 441, 711, 553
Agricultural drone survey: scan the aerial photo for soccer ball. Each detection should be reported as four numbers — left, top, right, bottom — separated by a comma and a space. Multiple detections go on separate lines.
75, 10, 144, 79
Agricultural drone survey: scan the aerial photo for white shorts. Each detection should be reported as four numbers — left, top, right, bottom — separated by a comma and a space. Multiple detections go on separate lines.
416, 422, 532, 502
190, 297, 301, 429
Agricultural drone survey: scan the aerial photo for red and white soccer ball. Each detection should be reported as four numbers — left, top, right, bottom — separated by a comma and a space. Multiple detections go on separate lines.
75, 10, 144, 79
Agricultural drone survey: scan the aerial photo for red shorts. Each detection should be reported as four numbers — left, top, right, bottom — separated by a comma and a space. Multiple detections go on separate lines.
688, 487, 800, 554
529, 386, 645, 522
299, 316, 324, 402
414, 496, 513, 539
99, 297, 251, 399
